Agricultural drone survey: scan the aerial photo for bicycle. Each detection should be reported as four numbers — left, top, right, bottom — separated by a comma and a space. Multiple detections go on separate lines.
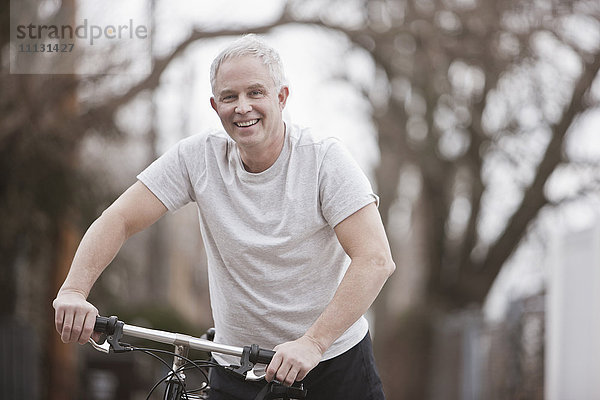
90, 315, 307, 400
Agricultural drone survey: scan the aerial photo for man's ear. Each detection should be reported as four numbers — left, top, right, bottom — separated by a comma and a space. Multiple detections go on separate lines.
210, 97, 217, 112
278, 86, 289, 110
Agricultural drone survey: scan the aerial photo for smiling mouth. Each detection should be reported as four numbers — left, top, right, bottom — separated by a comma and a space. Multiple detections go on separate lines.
234, 119, 259, 128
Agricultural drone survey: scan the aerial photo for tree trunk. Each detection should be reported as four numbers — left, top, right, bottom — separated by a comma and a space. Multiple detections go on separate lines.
378, 306, 435, 399
373, 147, 438, 399
46, 220, 80, 400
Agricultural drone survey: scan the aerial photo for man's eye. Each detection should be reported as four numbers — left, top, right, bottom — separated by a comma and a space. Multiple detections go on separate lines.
250, 90, 263, 96
222, 95, 235, 102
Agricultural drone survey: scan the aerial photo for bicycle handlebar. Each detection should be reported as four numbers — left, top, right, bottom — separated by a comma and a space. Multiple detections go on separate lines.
91, 315, 307, 399
93, 315, 276, 365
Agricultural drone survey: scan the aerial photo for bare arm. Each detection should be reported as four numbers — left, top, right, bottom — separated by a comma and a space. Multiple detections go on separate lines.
266, 202, 395, 385
53, 181, 167, 344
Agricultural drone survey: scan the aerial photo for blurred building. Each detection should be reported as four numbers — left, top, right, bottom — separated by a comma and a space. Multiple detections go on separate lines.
426, 216, 600, 400
546, 221, 600, 399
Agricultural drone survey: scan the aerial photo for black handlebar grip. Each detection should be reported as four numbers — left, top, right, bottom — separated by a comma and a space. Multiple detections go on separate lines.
206, 327, 215, 342
256, 348, 276, 364
94, 315, 118, 335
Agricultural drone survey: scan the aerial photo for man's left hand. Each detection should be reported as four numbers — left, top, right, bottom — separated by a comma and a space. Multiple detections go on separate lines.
266, 335, 324, 386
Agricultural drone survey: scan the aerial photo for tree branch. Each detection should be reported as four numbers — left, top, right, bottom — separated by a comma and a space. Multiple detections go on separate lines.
548, 178, 600, 207
463, 49, 600, 303
80, 12, 296, 125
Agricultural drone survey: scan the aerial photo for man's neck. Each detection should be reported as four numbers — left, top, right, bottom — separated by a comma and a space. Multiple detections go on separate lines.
239, 123, 286, 173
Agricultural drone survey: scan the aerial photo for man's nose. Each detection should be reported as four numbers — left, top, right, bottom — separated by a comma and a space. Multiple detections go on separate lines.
235, 96, 252, 114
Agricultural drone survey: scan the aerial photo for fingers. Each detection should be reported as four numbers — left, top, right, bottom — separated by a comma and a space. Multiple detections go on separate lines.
70, 310, 86, 343
267, 352, 308, 386
79, 310, 98, 345
266, 353, 283, 382
53, 300, 65, 335
61, 309, 75, 343
281, 365, 301, 387
266, 337, 323, 386
267, 354, 297, 386
59, 308, 97, 344
53, 293, 98, 344
273, 359, 304, 386
296, 368, 308, 382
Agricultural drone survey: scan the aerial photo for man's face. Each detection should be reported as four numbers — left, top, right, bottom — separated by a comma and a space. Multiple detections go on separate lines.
210, 56, 288, 152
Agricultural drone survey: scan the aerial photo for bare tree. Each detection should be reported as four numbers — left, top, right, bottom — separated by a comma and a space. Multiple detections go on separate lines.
0, 2, 295, 398
285, 0, 600, 397
3, 0, 599, 397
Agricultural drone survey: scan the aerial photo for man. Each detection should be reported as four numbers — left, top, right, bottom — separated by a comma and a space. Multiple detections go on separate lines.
53, 34, 395, 399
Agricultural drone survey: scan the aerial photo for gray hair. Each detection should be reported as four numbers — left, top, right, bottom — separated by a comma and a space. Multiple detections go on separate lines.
210, 34, 287, 95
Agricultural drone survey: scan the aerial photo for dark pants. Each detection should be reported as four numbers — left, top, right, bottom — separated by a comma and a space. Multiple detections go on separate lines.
207, 332, 385, 400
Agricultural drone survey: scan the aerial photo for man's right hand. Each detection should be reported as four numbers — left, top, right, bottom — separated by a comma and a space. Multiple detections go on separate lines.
52, 290, 99, 345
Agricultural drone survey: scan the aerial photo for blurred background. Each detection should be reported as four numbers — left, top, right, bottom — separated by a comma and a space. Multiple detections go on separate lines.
2, 0, 600, 399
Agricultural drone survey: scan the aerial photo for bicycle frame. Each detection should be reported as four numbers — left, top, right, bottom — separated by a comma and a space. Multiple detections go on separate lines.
90, 315, 306, 400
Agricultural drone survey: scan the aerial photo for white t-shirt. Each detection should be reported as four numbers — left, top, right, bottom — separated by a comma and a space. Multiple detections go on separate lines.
137, 122, 378, 365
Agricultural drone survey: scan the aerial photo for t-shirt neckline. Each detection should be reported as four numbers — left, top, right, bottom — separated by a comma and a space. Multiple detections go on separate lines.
234, 123, 290, 182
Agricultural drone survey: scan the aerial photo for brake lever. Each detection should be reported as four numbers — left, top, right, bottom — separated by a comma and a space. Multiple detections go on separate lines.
246, 369, 266, 381
88, 337, 111, 353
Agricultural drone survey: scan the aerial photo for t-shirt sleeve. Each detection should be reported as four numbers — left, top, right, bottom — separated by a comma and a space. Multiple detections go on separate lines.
136, 140, 196, 212
319, 139, 379, 228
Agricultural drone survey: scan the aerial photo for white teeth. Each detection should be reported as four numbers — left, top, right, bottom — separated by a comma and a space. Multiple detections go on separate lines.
235, 119, 259, 127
